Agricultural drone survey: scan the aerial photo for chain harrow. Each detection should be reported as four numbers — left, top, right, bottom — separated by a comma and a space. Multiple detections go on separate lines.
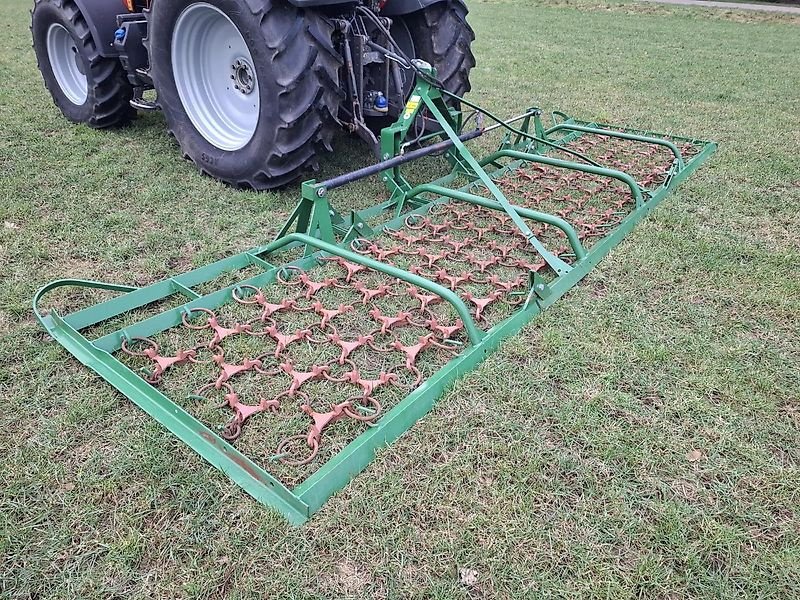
118, 135, 683, 470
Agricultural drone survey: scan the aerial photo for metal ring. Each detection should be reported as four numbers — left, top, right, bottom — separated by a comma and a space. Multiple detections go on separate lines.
193, 381, 235, 401
276, 265, 303, 285
404, 215, 426, 230
349, 238, 372, 254
253, 361, 282, 376
181, 307, 214, 330
342, 396, 382, 422
276, 435, 319, 466
120, 336, 159, 357
232, 284, 262, 305
388, 364, 415, 390
221, 418, 242, 441
425, 202, 451, 216
323, 359, 356, 383
242, 316, 273, 336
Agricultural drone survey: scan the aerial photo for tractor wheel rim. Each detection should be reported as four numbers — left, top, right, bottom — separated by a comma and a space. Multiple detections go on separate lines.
172, 3, 260, 152
46, 23, 88, 106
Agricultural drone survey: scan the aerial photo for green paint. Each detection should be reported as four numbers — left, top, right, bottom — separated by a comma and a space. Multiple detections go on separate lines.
33, 76, 716, 524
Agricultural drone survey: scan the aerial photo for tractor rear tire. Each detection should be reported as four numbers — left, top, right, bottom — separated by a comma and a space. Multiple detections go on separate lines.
401, 0, 475, 100
146, 0, 342, 190
31, 0, 135, 128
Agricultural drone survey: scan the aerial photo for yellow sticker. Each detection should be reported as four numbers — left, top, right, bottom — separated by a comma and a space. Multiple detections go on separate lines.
403, 95, 421, 120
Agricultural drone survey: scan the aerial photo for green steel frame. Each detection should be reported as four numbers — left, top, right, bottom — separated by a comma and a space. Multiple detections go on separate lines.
33, 76, 716, 524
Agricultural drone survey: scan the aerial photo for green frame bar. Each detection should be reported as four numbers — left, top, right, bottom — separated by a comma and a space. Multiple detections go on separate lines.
33, 96, 717, 523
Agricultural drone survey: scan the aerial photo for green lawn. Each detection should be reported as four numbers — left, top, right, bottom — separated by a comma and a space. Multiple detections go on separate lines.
1, 0, 799, 597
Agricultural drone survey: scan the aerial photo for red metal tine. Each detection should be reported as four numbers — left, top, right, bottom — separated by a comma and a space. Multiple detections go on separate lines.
383, 226, 408, 243
211, 352, 263, 389
368, 307, 413, 334
312, 300, 354, 330
298, 273, 339, 300
265, 323, 313, 356
425, 317, 463, 339
488, 273, 527, 293
463, 290, 504, 322
213, 319, 252, 346
439, 234, 472, 255
181, 308, 251, 347
470, 224, 495, 241
277, 399, 364, 465
121, 337, 196, 384
280, 361, 330, 396
181, 307, 249, 349
147, 348, 196, 384
391, 334, 436, 371
318, 256, 367, 282
327, 331, 374, 364
485, 239, 515, 260
434, 268, 472, 291
302, 401, 349, 443
426, 221, 450, 236
465, 252, 500, 273
356, 372, 398, 397
515, 257, 547, 273
406, 285, 442, 312
416, 248, 450, 268
352, 281, 392, 305
371, 244, 402, 263
350, 238, 401, 262
220, 393, 282, 441
258, 298, 296, 321
232, 285, 296, 320
339, 364, 399, 397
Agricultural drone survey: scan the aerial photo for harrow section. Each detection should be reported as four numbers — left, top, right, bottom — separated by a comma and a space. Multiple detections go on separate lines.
34, 75, 715, 523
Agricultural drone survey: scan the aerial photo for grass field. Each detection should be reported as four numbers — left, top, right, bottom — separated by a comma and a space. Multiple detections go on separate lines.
2, 0, 799, 597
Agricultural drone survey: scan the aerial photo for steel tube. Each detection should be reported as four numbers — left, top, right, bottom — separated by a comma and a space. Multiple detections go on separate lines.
545, 123, 684, 166
402, 183, 587, 260
478, 149, 645, 208
317, 128, 484, 192
261, 233, 484, 345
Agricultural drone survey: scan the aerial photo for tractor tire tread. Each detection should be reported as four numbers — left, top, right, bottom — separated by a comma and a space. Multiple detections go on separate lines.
31, 0, 135, 129
147, 0, 342, 190
404, 0, 475, 99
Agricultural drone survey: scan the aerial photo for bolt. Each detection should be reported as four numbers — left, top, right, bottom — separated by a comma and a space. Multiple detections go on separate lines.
316, 187, 326, 197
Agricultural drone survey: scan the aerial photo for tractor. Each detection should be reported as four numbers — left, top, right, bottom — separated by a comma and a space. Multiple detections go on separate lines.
31, 0, 474, 189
